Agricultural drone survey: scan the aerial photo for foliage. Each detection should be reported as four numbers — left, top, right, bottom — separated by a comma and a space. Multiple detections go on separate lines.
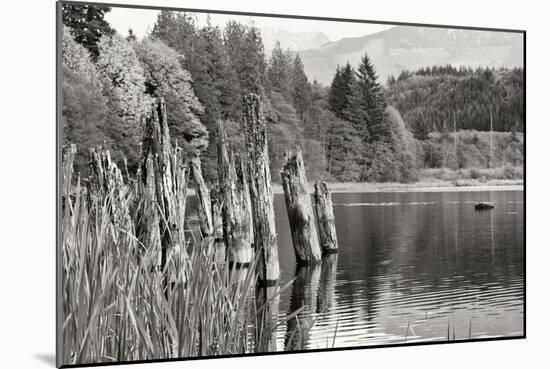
134, 38, 208, 157
61, 4, 114, 58
62, 28, 136, 174
62, 8, 524, 185
96, 34, 152, 124
386, 65, 525, 138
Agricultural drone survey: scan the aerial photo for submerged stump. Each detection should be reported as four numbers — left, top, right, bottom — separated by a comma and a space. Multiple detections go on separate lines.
313, 181, 338, 254
281, 149, 322, 265
243, 94, 280, 284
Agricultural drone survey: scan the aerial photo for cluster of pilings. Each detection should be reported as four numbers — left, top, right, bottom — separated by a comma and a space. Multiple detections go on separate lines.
192, 93, 339, 287
82, 93, 339, 287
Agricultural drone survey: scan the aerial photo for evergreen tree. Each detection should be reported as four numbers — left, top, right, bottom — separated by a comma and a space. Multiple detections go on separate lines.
291, 54, 312, 122
62, 4, 114, 58
224, 22, 267, 95
267, 41, 293, 99
328, 63, 355, 120
386, 66, 524, 134
151, 11, 197, 55
356, 53, 388, 142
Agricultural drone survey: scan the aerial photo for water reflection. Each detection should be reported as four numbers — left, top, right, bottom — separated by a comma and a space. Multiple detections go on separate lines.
255, 284, 280, 352
285, 264, 321, 351
317, 254, 338, 313
273, 190, 524, 349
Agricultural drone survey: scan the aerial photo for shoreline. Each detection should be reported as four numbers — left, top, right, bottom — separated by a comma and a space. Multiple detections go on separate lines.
271, 180, 524, 194
185, 180, 523, 196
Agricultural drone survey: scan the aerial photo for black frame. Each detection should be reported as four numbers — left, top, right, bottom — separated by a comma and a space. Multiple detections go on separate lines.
56, 1, 527, 367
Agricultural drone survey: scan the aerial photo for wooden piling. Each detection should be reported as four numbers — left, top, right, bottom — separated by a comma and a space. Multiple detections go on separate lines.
139, 97, 188, 270
211, 187, 226, 264
190, 156, 213, 238
88, 146, 133, 235
280, 149, 322, 265
313, 181, 338, 254
243, 94, 280, 284
217, 120, 253, 266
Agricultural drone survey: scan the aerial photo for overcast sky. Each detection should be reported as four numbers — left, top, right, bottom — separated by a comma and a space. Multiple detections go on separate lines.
104, 6, 392, 42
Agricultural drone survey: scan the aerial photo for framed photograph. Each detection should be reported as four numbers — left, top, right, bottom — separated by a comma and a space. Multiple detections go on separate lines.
57, 1, 525, 367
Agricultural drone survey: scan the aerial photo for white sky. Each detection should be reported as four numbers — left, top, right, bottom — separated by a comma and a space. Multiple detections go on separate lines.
104, 6, 392, 42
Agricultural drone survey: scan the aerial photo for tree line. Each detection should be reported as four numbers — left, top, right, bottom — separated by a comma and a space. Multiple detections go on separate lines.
61, 4, 524, 184
386, 65, 524, 139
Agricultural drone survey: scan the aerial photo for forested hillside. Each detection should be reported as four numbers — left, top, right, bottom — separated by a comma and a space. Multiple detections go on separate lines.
61, 5, 524, 185
386, 66, 524, 139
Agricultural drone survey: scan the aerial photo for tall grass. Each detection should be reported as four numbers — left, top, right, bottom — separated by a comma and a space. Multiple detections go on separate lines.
61, 147, 298, 365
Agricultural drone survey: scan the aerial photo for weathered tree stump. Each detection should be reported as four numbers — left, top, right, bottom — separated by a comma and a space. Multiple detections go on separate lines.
190, 156, 213, 239
210, 187, 226, 264
313, 181, 338, 254
243, 94, 280, 284
88, 146, 132, 238
139, 97, 188, 271
217, 120, 253, 266
62, 144, 77, 212
234, 154, 254, 250
281, 149, 322, 265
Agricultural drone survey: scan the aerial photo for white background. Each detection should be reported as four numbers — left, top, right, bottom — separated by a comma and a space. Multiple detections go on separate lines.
0, 0, 546, 368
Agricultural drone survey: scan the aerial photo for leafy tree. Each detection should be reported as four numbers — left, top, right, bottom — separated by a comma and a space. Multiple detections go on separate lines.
96, 34, 151, 124
61, 4, 114, 58
135, 38, 207, 157
62, 27, 130, 174
62, 26, 100, 85
62, 66, 110, 175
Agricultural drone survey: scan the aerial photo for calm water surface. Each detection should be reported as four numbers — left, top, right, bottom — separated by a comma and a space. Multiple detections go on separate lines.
271, 190, 524, 350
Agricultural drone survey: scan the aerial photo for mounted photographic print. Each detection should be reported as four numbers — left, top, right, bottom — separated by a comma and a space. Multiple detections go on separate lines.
56, 1, 525, 367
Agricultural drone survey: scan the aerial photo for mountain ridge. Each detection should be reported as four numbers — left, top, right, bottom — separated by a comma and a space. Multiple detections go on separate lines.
297, 26, 523, 85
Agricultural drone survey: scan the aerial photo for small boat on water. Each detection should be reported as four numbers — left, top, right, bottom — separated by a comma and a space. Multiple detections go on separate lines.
475, 202, 495, 210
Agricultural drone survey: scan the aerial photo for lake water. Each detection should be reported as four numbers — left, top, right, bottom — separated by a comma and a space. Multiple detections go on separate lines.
271, 190, 524, 350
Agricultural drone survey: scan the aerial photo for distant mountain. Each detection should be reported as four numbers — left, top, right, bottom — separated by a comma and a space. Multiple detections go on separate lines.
260, 28, 330, 55
299, 26, 524, 85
